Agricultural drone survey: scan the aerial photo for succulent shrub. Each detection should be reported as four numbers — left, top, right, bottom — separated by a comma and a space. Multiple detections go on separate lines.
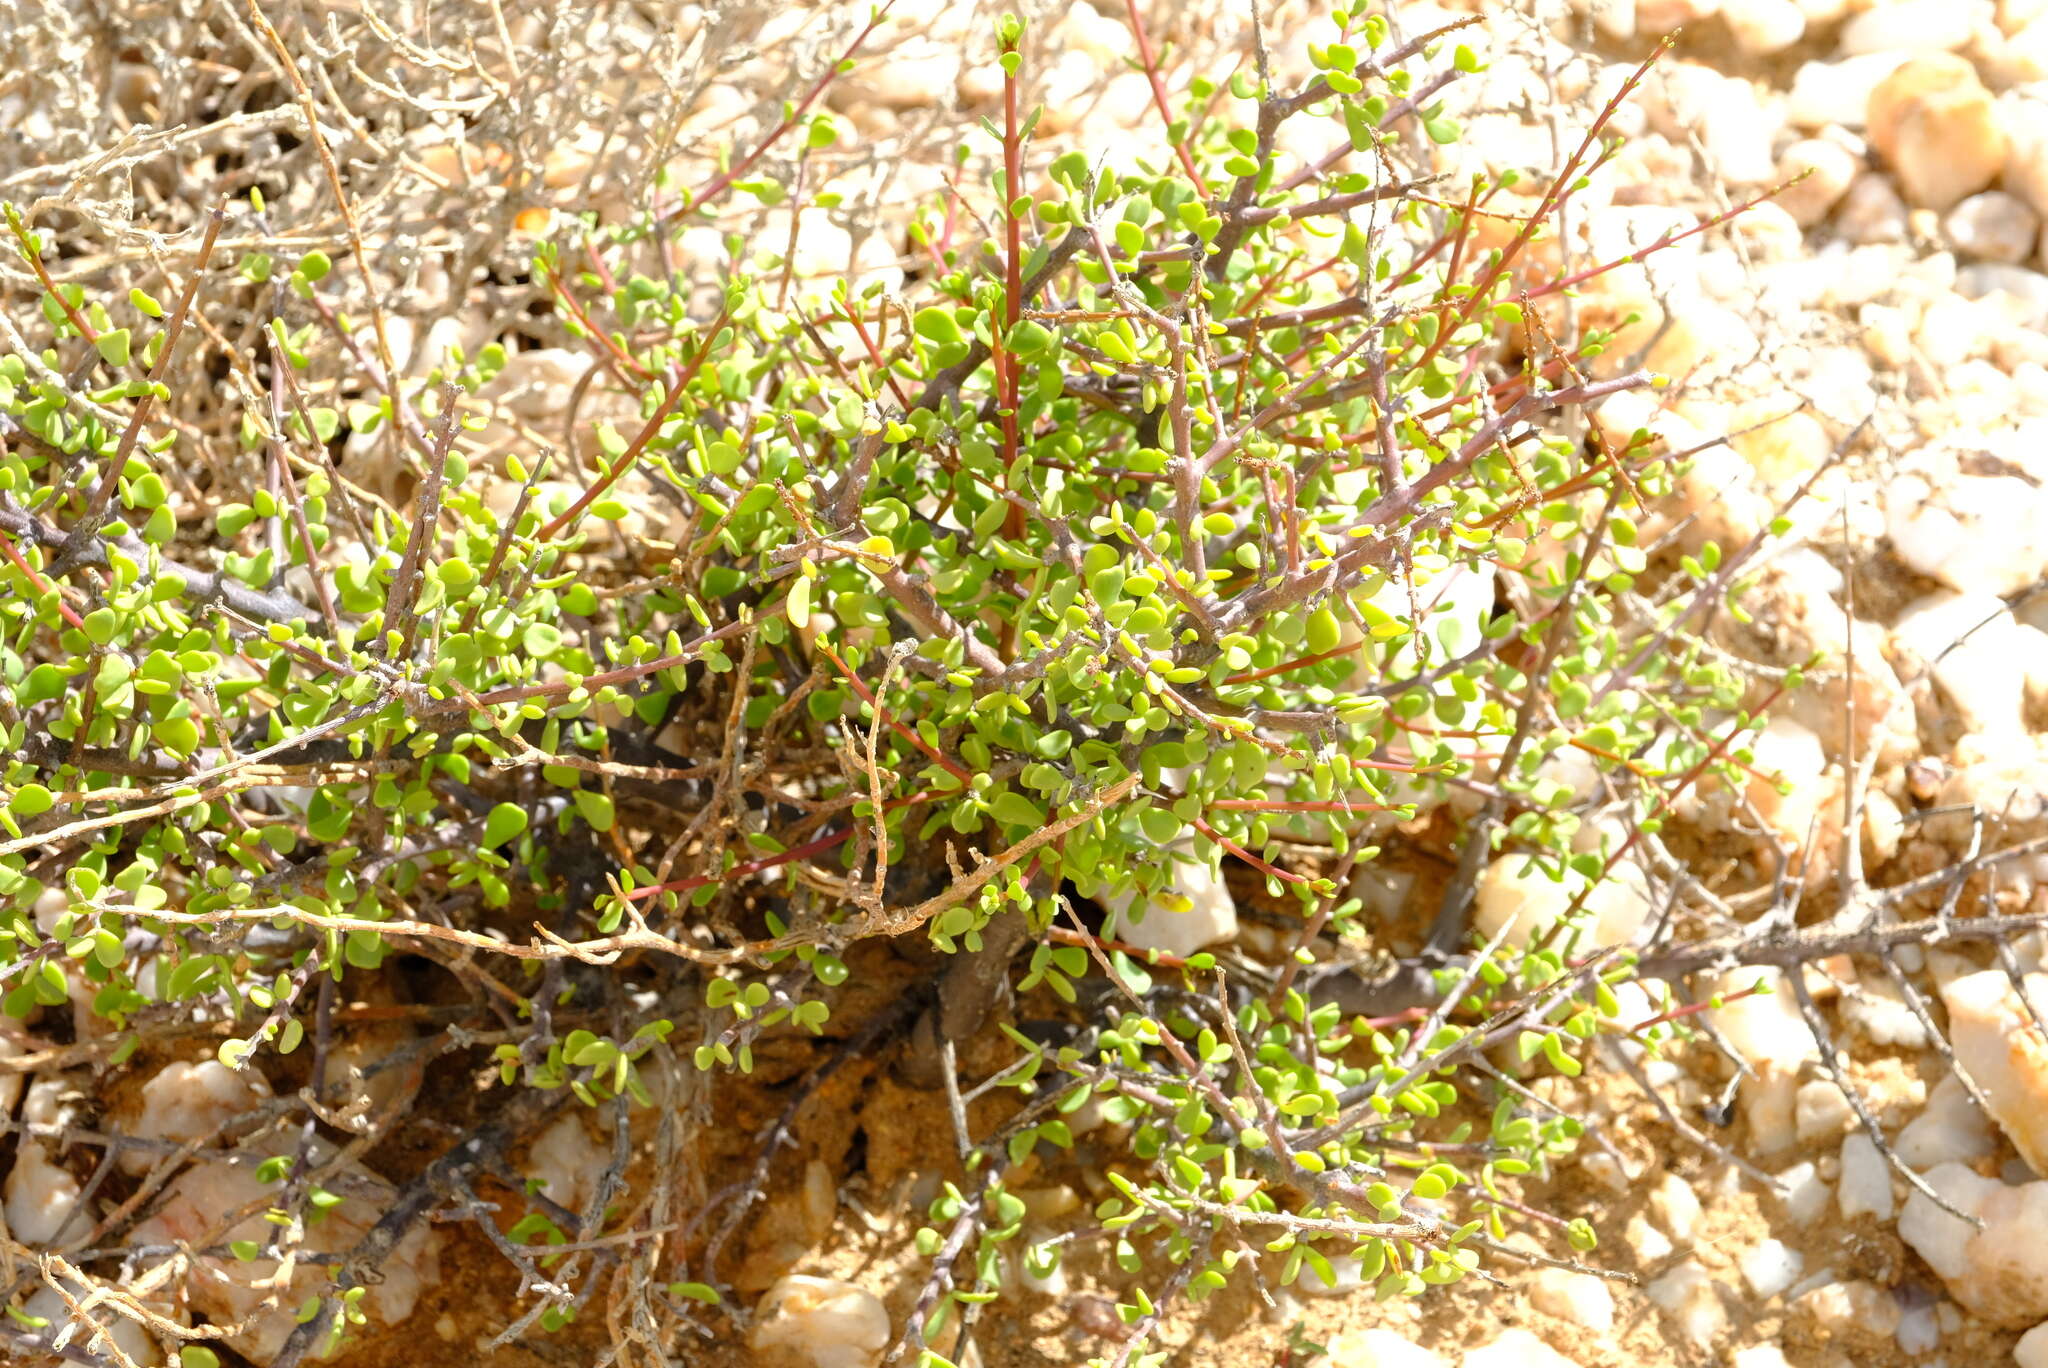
0, 7, 1781, 1364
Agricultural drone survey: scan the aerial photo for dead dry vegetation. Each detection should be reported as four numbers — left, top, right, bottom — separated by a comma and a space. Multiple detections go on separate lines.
7, 3, 2048, 1368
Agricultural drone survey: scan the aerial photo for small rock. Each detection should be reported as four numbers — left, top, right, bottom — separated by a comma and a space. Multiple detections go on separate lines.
1739, 1238, 1806, 1299
1899, 1163, 2048, 1325
1635, 0, 1718, 34
1529, 1268, 1616, 1332
1896, 1301, 1941, 1355
521, 1113, 613, 1218
1892, 590, 2048, 735
1837, 172, 1911, 244
1647, 1260, 1730, 1350
1868, 56, 2007, 211
1796, 1080, 1855, 1142
1626, 1212, 1675, 1263
1642, 300, 1759, 384
1999, 93, 2048, 223
1731, 1348, 1797, 1368
1650, 1171, 1703, 1243
1839, 975, 1931, 1048
749, 1276, 891, 1368
1838, 1133, 1896, 1220
3, 1141, 80, 1245
1099, 843, 1238, 957
1922, 290, 2001, 366
1889, 456, 2048, 597
1946, 191, 2041, 262
1644, 65, 1777, 186
17, 1277, 162, 1365
1984, 18, 2048, 84
1797, 1277, 1905, 1343
1841, 0, 1987, 52
1897, 1074, 1998, 1168
1957, 261, 2048, 325
1776, 137, 1862, 226
1942, 969, 2048, 1176
1789, 53, 1912, 129
1729, 399, 1831, 493
1470, 853, 1648, 951
2017, 1321, 2048, 1368
1860, 301, 1916, 367
1461, 1329, 1581, 1368
1325, 1328, 1447, 1368
113, 1059, 271, 1175
1721, 0, 1807, 53
1568, 0, 1639, 41
1711, 968, 1819, 1152
1776, 1160, 1833, 1223
2007, 0, 2048, 33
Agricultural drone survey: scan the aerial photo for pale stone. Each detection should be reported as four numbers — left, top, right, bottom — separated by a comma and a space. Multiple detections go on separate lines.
1461, 1329, 1581, 1368
1896, 1304, 1940, 1354
1626, 1212, 1674, 1262
1841, 0, 1989, 53
1636, 0, 1720, 33
1796, 1080, 1855, 1142
1776, 137, 1862, 225
750, 1276, 891, 1368
2006, 0, 2048, 33
1943, 969, 2048, 1176
1650, 1171, 1702, 1243
1956, 261, 2048, 326
1869, 56, 2007, 211
1568, 0, 1639, 41
1839, 975, 1931, 1048
1647, 1260, 1729, 1349
128, 1148, 439, 1362
113, 1059, 272, 1176
1837, 172, 1911, 243
1999, 93, 2048, 221
1776, 1160, 1833, 1223
1946, 191, 2041, 262
1898, 1163, 2048, 1325
1728, 200, 1810, 262
521, 1113, 611, 1217
1642, 300, 1759, 384
1730, 401, 1831, 491
1099, 842, 1238, 957
1738, 1238, 1806, 1299
1898, 1074, 1999, 1168
1743, 714, 1840, 882
1922, 290, 2000, 365
1838, 1133, 1896, 1220
3, 1141, 80, 1245
1789, 54, 1912, 129
1860, 301, 1915, 367
1983, 19, 2048, 85
1731, 1348, 1797, 1368
1895, 592, 2048, 736
1711, 967, 1819, 1153
1798, 1278, 1904, 1340
1326, 1328, 1448, 1368
1470, 853, 1648, 952
18, 1277, 162, 1365
1529, 1268, 1616, 1332
1889, 461, 2048, 597
1721, 0, 1807, 53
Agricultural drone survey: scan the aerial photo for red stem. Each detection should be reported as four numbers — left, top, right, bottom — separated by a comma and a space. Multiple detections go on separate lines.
810, 636, 972, 783
676, 2, 897, 220
538, 309, 727, 541
1123, 0, 1209, 195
